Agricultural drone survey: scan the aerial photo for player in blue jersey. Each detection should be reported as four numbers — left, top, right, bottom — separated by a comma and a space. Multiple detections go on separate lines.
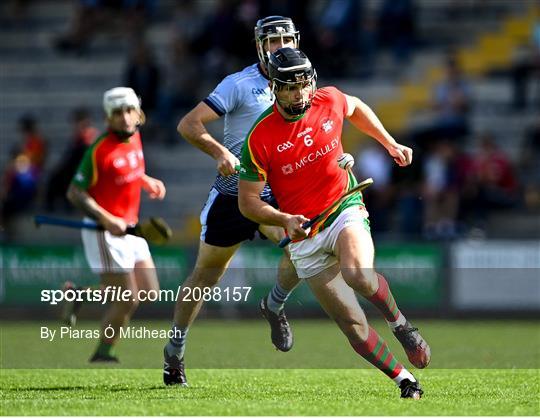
163, 16, 302, 386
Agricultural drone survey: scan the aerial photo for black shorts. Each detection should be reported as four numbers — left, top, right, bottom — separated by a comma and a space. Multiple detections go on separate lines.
200, 188, 277, 247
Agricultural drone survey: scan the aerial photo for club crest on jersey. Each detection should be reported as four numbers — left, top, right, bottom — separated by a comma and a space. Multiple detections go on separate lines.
321, 118, 334, 133
277, 141, 294, 152
281, 164, 294, 175
113, 158, 127, 168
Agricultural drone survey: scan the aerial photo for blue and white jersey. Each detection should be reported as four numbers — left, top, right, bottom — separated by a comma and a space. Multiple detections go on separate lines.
203, 63, 273, 198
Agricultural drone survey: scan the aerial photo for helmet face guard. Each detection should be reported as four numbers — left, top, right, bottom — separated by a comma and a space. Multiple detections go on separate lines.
272, 75, 317, 116
254, 16, 299, 68
268, 48, 317, 116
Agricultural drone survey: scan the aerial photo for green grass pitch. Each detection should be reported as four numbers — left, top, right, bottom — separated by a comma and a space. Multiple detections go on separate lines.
1, 319, 539, 415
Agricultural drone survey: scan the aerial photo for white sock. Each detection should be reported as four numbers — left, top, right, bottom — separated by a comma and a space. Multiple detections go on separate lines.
165, 325, 189, 359
266, 283, 291, 314
393, 368, 416, 385
387, 312, 406, 329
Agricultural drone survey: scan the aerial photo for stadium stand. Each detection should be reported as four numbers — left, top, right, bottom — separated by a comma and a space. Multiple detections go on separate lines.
1, 0, 538, 243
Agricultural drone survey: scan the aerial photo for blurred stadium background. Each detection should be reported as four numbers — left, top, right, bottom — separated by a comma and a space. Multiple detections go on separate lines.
1, 0, 539, 324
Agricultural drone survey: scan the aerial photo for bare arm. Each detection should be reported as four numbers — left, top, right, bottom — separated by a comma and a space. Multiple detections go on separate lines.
141, 174, 166, 200
178, 101, 239, 176
238, 179, 308, 240
345, 94, 413, 167
66, 183, 126, 235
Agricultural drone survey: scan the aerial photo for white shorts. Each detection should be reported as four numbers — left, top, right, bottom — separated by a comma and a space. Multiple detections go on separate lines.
81, 219, 151, 274
289, 206, 369, 279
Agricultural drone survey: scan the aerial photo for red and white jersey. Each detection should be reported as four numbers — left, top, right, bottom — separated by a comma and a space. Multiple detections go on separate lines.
241, 86, 363, 237
72, 130, 145, 225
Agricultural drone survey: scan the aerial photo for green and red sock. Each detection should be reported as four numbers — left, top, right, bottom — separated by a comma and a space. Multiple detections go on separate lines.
350, 326, 403, 379
368, 273, 402, 323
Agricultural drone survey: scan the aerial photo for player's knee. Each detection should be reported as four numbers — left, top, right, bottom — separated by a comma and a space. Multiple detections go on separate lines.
342, 267, 378, 295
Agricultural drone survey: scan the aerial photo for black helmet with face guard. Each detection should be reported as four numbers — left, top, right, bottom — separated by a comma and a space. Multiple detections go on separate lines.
254, 16, 299, 68
268, 47, 317, 116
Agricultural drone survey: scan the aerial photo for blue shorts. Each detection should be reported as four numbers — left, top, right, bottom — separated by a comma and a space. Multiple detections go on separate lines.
199, 188, 277, 247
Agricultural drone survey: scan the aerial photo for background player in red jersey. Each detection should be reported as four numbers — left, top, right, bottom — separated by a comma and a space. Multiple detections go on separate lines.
67, 87, 166, 362
239, 48, 429, 399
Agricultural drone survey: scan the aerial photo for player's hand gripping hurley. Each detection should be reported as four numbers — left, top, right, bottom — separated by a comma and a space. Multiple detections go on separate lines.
278, 176, 373, 248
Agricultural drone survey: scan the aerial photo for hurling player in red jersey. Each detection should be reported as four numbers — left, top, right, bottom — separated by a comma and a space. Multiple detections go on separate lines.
67, 87, 166, 363
239, 48, 429, 399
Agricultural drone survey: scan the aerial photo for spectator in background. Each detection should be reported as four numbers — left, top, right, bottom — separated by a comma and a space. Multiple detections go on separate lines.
421, 140, 459, 239
45, 108, 98, 211
377, 0, 416, 65
0, 152, 39, 237
459, 133, 519, 229
169, 0, 204, 43
314, 0, 361, 77
191, 0, 242, 79
17, 114, 47, 171
155, 1, 204, 145
230, 0, 261, 65
474, 133, 519, 206
511, 21, 540, 110
54, 0, 156, 54
124, 40, 160, 117
357, 10, 378, 79
410, 54, 473, 152
157, 37, 199, 145
431, 54, 472, 141
1, 115, 46, 232
54, 0, 109, 54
